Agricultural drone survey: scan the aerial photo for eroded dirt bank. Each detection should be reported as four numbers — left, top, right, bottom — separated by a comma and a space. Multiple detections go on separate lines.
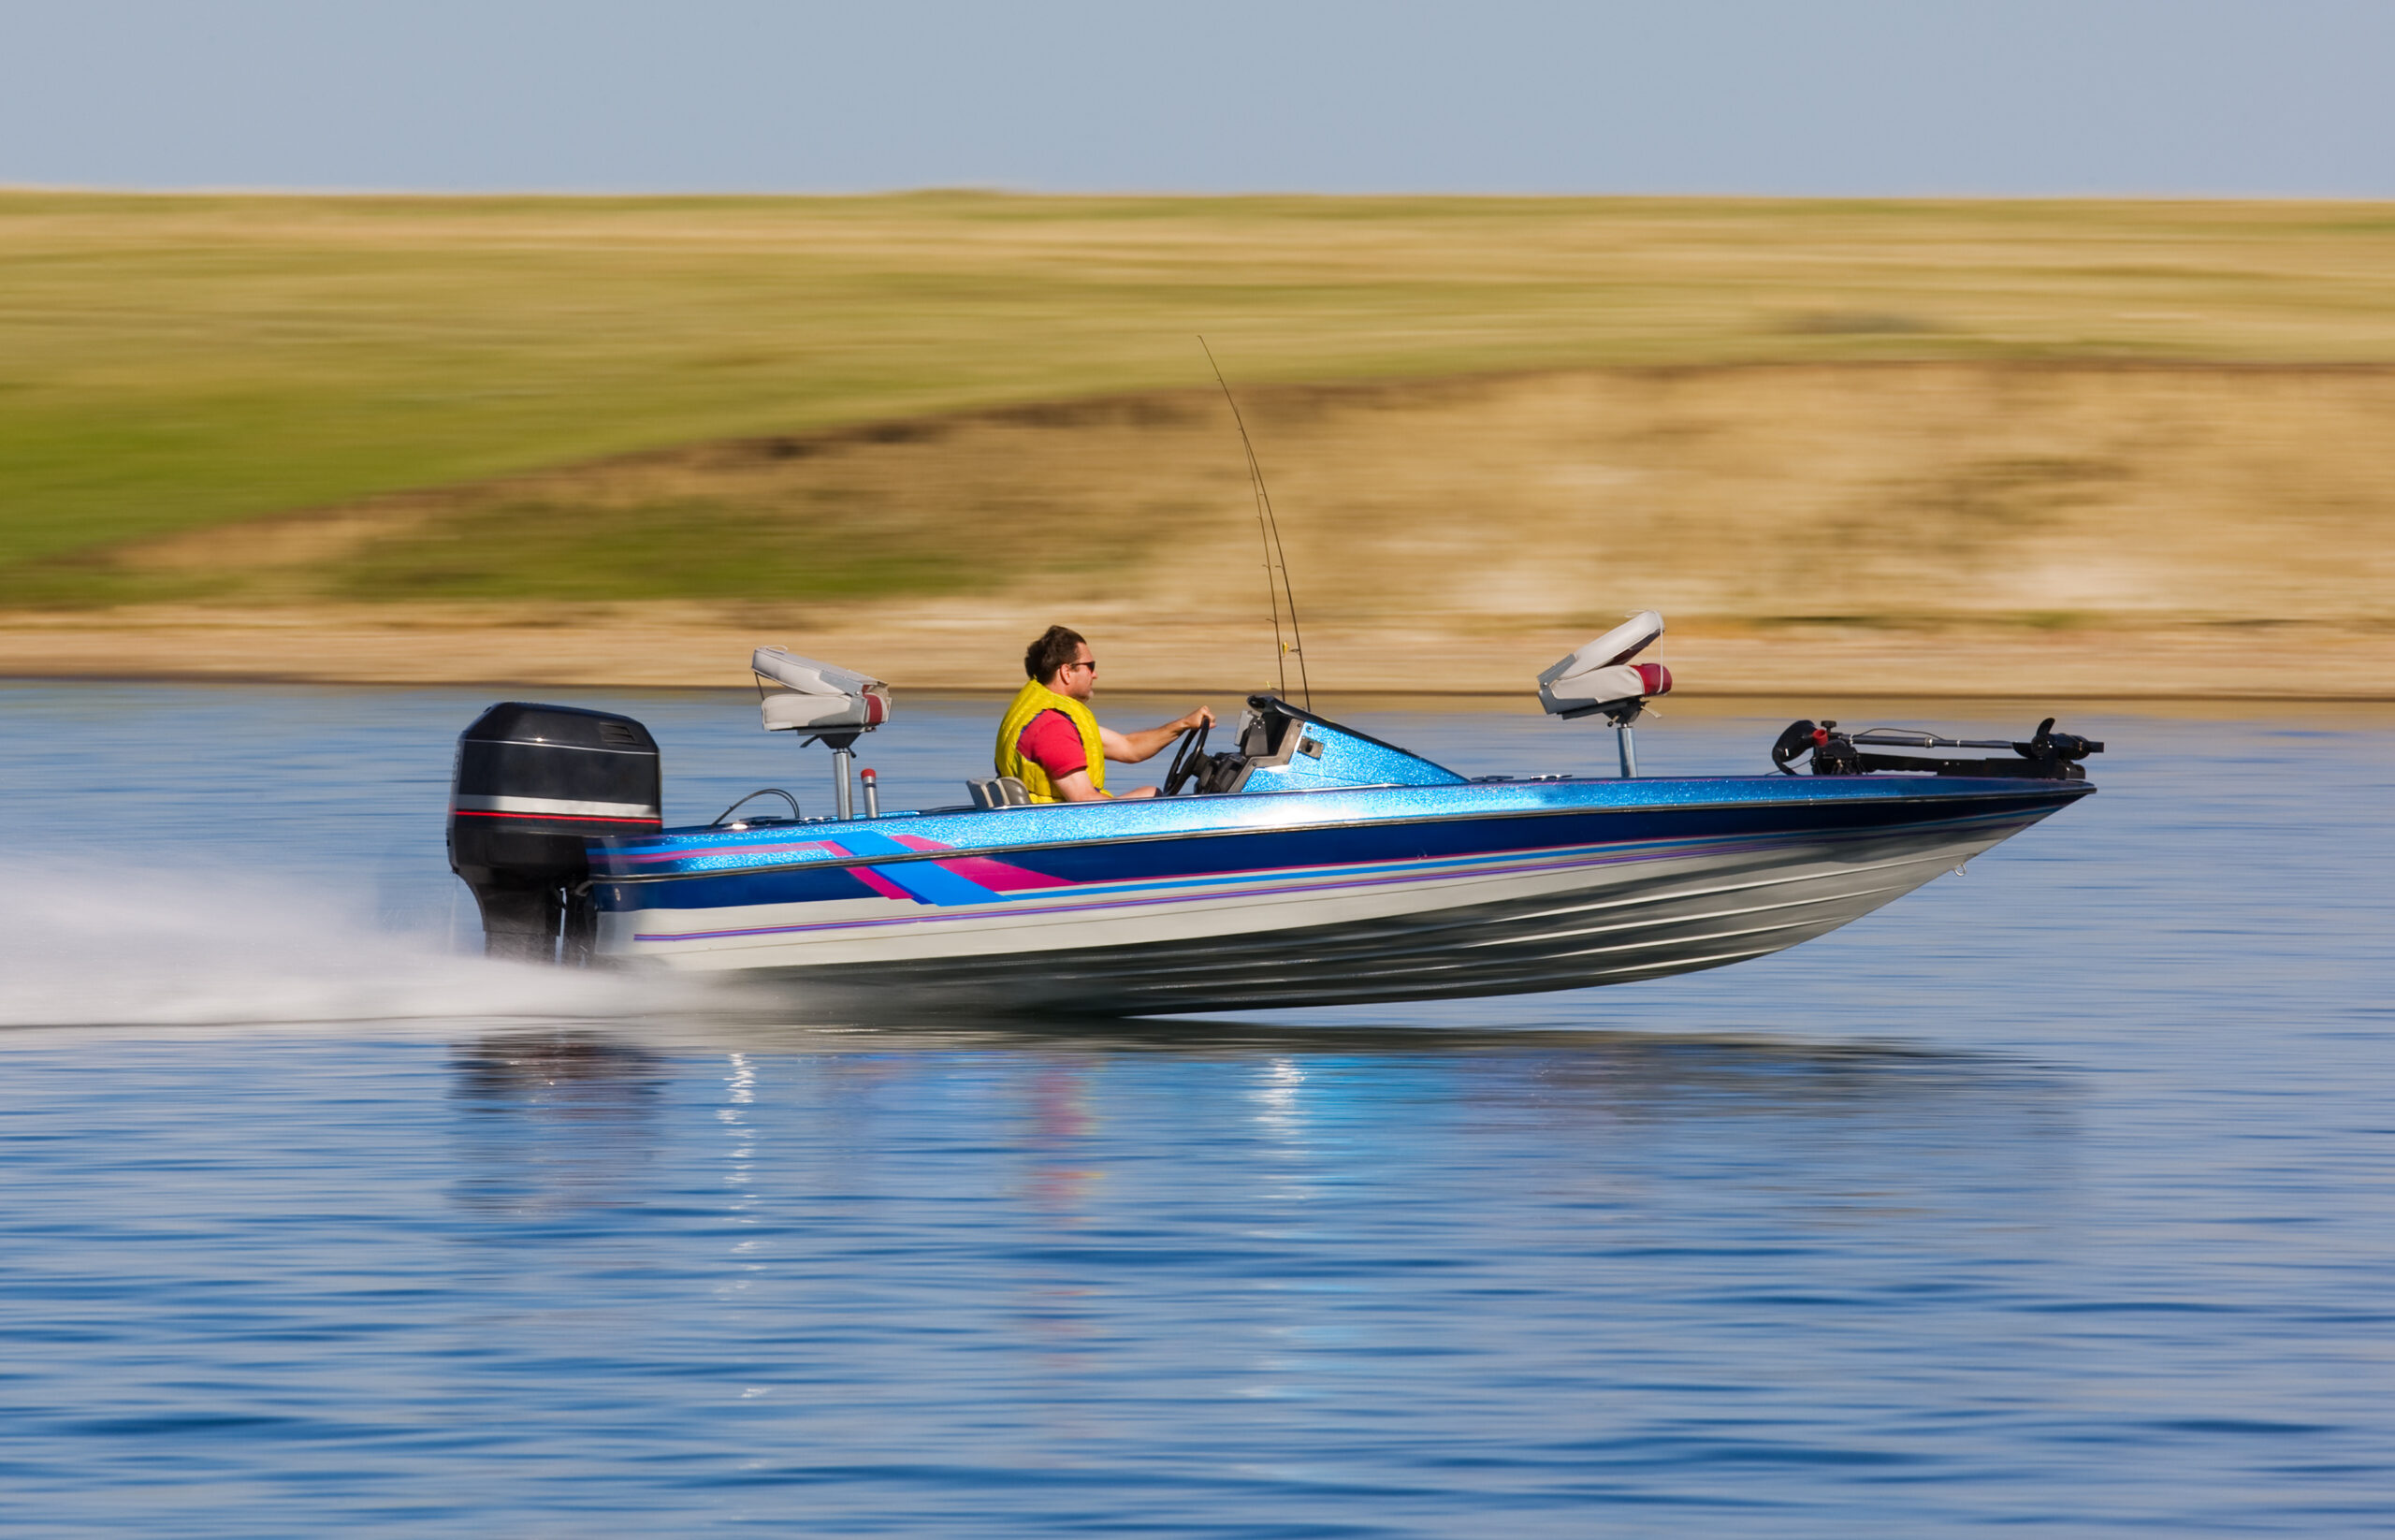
1, 602, 2383, 701
11, 363, 2391, 696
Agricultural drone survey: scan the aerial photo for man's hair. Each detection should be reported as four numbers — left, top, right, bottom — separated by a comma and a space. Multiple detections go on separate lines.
1024, 625, 1087, 683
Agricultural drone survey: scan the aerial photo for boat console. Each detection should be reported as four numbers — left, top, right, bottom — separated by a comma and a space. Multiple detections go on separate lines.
1168, 696, 1467, 796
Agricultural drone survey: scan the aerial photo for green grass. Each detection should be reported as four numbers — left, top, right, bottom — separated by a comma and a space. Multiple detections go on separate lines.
321, 497, 983, 604
317, 490, 1168, 606
7, 191, 2395, 599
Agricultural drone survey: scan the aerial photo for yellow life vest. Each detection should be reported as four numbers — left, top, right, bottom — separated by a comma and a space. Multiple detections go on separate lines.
994, 679, 1106, 802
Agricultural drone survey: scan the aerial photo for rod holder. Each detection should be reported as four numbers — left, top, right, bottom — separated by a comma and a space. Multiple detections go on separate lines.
860, 767, 879, 820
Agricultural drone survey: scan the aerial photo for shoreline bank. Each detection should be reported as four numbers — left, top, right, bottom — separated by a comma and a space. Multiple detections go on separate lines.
4, 604, 2384, 703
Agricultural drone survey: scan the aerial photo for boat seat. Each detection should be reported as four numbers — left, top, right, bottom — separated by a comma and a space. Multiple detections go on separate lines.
753, 646, 892, 734
1539, 610, 1673, 719
966, 776, 1032, 809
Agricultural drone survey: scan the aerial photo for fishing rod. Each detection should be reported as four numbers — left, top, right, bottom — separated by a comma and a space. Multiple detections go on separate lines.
1198, 338, 1311, 709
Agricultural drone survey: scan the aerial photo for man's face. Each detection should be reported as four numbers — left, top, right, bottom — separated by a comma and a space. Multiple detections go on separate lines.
1052, 644, 1097, 702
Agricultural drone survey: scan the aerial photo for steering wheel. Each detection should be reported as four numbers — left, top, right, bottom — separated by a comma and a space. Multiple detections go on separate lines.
1159, 720, 1212, 796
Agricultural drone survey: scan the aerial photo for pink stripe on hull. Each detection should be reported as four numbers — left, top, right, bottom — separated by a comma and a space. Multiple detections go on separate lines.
845, 865, 915, 902
888, 834, 1074, 890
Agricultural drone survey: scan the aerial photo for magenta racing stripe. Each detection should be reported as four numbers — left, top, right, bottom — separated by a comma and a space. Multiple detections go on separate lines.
621, 821, 1952, 946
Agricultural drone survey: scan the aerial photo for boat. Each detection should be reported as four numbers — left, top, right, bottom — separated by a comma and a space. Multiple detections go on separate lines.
445, 615, 2100, 1015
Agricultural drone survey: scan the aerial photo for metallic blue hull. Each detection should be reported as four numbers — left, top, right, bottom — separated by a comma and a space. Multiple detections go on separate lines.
588, 776, 2091, 1015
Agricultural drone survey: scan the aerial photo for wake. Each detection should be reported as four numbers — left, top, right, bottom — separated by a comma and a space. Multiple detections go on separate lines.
0, 864, 684, 1032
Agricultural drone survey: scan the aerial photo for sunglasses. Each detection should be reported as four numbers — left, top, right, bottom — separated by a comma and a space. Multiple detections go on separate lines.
1064, 659, 1097, 674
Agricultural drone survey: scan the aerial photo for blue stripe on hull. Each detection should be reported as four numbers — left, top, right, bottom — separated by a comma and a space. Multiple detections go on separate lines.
586, 775, 2091, 1014
815, 826, 999, 906
598, 780, 2081, 915
629, 813, 2008, 946
660, 816, 2052, 1015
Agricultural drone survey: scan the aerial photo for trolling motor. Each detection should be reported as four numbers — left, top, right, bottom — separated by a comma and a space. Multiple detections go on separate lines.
752, 647, 893, 820
1772, 717, 2104, 780
1538, 611, 1674, 777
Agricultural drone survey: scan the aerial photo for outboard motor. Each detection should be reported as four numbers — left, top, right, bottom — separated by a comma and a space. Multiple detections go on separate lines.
448, 703, 660, 962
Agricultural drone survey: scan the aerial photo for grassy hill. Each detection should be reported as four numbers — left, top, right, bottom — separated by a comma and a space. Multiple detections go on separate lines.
68, 362, 2395, 632
9, 191, 2395, 609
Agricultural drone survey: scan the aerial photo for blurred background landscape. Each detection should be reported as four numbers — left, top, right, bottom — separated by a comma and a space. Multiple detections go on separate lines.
5, 191, 2391, 694
9, 12, 2395, 1535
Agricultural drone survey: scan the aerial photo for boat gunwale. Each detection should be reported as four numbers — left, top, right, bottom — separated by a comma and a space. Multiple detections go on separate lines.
590, 775, 2093, 887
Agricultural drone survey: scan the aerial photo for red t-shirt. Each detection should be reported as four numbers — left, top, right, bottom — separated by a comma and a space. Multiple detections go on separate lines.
1017, 708, 1089, 782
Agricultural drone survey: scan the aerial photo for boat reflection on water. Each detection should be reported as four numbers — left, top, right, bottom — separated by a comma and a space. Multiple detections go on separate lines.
447, 1034, 668, 1214
441, 1020, 2079, 1243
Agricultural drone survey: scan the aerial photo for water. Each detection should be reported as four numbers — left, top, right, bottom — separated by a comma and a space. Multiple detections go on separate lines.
3, 681, 2390, 1535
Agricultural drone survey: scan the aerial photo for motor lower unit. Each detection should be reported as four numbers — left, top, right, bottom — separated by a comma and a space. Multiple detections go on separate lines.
447, 702, 660, 961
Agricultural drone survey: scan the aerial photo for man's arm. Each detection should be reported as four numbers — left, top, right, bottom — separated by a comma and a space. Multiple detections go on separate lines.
1049, 768, 1150, 802
1098, 706, 1216, 765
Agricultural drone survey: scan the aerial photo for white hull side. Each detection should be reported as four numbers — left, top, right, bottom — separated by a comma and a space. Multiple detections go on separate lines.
599, 817, 2037, 1014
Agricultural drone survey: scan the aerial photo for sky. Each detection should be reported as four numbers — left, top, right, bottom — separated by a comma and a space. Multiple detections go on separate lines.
3, 0, 2390, 197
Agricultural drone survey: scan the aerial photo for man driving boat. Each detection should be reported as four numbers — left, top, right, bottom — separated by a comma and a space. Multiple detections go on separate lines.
996, 626, 1214, 802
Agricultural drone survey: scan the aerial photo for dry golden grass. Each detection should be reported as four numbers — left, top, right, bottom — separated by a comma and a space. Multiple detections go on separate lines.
16, 359, 2395, 698
8, 192, 2395, 694
10, 190, 2395, 580
98, 362, 2395, 628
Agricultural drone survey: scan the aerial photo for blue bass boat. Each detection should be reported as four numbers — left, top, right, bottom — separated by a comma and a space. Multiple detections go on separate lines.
445, 616, 2099, 1015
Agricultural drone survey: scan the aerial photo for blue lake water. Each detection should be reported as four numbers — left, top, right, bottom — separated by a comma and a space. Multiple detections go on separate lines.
2, 681, 2390, 1535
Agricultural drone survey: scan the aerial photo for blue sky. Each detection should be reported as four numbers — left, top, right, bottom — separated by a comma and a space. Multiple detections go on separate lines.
5, 0, 2389, 196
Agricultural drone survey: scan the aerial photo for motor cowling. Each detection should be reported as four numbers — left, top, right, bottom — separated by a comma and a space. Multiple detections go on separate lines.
447, 703, 660, 961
